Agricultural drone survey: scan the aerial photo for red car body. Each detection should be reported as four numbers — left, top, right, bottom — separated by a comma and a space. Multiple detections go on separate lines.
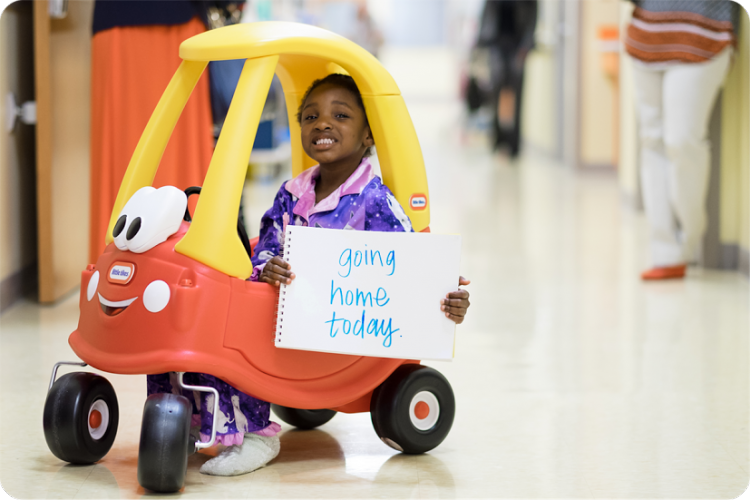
71, 222, 415, 412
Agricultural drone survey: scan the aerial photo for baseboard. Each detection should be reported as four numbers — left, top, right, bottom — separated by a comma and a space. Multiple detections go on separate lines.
579, 162, 617, 171
740, 247, 750, 277
0, 264, 38, 314
719, 244, 739, 270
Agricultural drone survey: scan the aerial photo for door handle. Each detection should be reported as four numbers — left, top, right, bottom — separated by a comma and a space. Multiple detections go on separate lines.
49, 0, 68, 19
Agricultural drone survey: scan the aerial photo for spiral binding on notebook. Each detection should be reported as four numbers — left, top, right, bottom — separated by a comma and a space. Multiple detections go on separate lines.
274, 227, 293, 345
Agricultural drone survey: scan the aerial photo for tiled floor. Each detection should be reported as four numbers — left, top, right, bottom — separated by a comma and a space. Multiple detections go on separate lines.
1, 48, 748, 499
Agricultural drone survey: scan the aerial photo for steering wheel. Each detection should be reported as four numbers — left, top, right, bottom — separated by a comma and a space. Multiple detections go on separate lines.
183, 186, 253, 259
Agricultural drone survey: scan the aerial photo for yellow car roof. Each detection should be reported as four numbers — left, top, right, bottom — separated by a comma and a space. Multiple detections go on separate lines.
107, 22, 429, 280
180, 22, 400, 96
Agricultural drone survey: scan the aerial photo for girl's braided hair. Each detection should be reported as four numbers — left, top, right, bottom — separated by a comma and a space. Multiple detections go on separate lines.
296, 74, 373, 156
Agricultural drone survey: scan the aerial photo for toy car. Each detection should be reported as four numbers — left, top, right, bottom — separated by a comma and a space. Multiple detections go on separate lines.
42, 21, 454, 493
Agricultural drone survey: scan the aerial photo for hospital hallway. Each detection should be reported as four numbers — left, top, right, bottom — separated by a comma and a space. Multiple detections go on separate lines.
1, 47, 749, 499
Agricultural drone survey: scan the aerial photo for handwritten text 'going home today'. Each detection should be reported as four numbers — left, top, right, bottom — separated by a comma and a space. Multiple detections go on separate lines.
325, 246, 399, 348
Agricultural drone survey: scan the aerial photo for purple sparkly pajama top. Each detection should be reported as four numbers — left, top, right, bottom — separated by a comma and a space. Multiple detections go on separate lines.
250, 157, 414, 276
148, 157, 413, 446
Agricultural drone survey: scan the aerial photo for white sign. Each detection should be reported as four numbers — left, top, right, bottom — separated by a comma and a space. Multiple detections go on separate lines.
274, 226, 461, 361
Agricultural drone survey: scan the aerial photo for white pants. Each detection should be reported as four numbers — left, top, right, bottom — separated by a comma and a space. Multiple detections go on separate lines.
632, 49, 732, 267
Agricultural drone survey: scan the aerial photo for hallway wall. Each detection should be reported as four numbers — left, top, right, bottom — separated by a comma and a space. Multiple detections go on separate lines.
0, 3, 37, 311
579, 0, 619, 168
618, 0, 638, 206
521, 0, 559, 156
522, 51, 557, 154
720, 7, 750, 272
32, 0, 92, 304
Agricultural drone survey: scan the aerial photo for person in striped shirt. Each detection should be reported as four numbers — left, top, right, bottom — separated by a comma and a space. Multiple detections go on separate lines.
625, 0, 739, 280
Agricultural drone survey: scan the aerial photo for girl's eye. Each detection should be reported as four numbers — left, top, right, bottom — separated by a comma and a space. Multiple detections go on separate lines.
336, 113, 349, 119
304, 114, 316, 121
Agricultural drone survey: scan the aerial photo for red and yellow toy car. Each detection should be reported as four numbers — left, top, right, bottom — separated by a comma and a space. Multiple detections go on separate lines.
43, 22, 454, 493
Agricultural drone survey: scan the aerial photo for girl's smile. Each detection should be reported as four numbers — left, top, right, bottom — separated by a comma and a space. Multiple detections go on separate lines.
310, 133, 337, 151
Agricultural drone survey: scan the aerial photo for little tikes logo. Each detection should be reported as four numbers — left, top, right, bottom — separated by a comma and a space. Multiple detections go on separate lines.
108, 262, 135, 285
409, 194, 427, 211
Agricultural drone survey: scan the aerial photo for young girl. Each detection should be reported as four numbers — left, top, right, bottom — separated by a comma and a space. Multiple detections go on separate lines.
148, 74, 471, 477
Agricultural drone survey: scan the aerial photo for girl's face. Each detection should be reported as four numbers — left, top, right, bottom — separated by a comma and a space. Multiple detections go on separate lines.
299, 84, 373, 168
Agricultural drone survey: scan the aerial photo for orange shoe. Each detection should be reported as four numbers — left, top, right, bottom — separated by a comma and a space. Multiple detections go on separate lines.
641, 264, 687, 281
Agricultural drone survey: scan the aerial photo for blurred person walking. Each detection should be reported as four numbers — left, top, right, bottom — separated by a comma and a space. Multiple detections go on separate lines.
348, 3, 384, 57
89, 0, 225, 263
626, 0, 739, 280
475, 0, 537, 157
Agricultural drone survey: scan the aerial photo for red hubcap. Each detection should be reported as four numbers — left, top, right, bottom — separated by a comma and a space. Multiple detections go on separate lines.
89, 409, 102, 429
414, 401, 430, 420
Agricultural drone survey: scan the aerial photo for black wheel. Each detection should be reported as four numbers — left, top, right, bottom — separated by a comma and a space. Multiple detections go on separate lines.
43, 372, 119, 465
370, 364, 455, 454
137, 393, 193, 493
271, 404, 337, 430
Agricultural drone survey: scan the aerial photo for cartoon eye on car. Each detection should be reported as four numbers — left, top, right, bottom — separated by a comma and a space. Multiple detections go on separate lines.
42, 22, 453, 493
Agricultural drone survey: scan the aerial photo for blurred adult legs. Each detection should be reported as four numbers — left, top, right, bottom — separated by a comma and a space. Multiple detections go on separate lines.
490, 46, 525, 157
509, 69, 524, 156
633, 49, 731, 267
498, 89, 516, 127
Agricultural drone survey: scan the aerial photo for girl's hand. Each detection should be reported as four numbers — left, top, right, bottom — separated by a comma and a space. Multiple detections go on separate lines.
259, 256, 296, 286
441, 276, 471, 324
